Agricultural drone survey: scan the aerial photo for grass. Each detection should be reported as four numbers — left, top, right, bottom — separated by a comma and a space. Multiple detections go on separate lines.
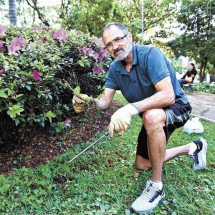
0, 92, 214, 215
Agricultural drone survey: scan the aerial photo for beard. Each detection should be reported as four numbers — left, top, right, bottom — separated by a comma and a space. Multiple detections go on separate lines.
114, 40, 132, 61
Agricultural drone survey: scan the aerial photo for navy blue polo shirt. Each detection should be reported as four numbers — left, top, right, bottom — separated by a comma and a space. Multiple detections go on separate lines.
105, 44, 188, 104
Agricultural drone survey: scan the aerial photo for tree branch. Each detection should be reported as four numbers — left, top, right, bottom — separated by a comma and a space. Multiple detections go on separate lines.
26, 0, 50, 26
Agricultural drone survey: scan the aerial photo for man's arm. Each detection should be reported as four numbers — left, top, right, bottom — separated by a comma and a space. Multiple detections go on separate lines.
97, 88, 116, 110
133, 76, 175, 112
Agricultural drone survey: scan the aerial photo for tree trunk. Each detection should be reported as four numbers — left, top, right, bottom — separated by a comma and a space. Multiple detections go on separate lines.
9, 0, 17, 25
199, 57, 207, 82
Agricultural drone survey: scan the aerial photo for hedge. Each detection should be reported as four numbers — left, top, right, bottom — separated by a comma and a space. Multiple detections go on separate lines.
0, 24, 111, 144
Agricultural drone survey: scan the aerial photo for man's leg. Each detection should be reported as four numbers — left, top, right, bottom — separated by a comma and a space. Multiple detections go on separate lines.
131, 109, 167, 214
134, 112, 190, 171
135, 144, 190, 170
142, 109, 166, 182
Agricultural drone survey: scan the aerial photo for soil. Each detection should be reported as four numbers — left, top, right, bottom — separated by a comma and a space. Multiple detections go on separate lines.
0, 101, 122, 176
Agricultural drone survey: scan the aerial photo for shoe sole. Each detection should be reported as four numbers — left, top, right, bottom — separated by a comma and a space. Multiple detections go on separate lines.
130, 193, 165, 214
194, 138, 207, 170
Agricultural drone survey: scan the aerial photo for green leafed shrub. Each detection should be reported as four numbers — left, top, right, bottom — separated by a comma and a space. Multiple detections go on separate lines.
0, 24, 111, 144
192, 82, 215, 94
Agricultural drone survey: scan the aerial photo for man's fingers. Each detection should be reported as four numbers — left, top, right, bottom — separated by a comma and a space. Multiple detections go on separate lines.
108, 119, 130, 137
108, 122, 115, 137
122, 122, 129, 131
73, 96, 84, 104
118, 130, 124, 136
114, 120, 129, 133
112, 119, 121, 133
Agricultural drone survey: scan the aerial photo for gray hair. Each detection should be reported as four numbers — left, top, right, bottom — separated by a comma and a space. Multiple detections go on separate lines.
102, 22, 129, 38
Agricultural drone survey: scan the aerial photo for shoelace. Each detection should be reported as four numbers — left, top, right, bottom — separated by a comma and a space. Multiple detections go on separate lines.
189, 153, 199, 164
140, 184, 157, 201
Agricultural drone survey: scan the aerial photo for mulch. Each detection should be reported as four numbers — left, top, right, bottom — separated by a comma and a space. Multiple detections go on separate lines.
0, 101, 122, 176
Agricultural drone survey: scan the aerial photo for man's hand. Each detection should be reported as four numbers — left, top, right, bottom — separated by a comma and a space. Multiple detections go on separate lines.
72, 94, 90, 113
108, 103, 139, 137
97, 98, 109, 110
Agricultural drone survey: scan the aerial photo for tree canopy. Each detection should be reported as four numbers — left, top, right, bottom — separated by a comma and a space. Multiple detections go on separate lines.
168, 0, 215, 79
1, 0, 215, 79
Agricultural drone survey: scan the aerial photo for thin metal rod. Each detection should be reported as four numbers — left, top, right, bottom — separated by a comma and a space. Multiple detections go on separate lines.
68, 134, 106, 163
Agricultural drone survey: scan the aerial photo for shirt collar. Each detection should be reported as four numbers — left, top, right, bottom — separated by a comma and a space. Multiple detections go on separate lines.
131, 44, 137, 66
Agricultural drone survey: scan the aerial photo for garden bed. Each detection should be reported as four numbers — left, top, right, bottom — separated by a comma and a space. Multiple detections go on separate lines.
0, 101, 122, 175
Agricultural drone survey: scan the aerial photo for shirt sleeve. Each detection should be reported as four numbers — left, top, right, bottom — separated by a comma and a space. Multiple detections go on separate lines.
104, 66, 119, 90
146, 47, 170, 85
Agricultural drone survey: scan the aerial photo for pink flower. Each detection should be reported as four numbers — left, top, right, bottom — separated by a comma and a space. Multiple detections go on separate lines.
88, 48, 95, 56
0, 25, 6, 37
8, 44, 19, 55
64, 118, 71, 127
16, 36, 25, 47
33, 26, 41, 32
92, 66, 102, 75
0, 69, 4, 75
8, 36, 26, 55
97, 48, 108, 62
32, 70, 42, 81
0, 40, 4, 48
91, 38, 100, 46
98, 48, 108, 59
0, 40, 5, 52
39, 36, 46, 43
53, 28, 67, 41
93, 52, 99, 61
82, 46, 89, 55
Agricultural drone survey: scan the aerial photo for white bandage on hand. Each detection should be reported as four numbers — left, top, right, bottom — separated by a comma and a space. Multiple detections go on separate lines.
108, 103, 139, 137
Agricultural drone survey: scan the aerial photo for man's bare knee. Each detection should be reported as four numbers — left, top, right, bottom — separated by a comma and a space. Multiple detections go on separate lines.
142, 110, 166, 134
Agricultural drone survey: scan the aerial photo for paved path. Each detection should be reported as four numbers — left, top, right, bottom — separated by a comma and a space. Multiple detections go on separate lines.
117, 90, 215, 122
186, 92, 215, 122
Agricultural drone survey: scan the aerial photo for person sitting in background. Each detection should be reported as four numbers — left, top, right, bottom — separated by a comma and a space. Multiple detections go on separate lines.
178, 63, 197, 88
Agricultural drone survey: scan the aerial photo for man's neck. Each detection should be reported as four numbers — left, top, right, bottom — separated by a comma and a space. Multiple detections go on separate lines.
124, 51, 133, 65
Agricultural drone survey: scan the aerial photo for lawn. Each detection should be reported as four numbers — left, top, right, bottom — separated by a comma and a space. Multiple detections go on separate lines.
0, 93, 214, 215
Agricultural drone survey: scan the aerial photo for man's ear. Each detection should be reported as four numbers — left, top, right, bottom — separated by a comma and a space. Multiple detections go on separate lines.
128, 32, 133, 42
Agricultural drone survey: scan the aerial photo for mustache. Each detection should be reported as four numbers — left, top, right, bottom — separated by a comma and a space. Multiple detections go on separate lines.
114, 48, 124, 55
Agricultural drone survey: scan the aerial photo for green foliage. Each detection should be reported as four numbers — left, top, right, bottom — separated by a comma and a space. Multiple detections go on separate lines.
171, 60, 188, 73
0, 93, 214, 214
168, 0, 215, 80
193, 82, 215, 94
64, 0, 125, 37
61, 0, 177, 42
0, 25, 111, 144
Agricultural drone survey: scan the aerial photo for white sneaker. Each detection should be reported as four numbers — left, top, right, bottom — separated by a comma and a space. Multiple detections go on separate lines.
188, 138, 208, 170
131, 180, 165, 214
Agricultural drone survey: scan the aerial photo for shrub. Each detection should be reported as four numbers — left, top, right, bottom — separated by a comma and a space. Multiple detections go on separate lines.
192, 82, 215, 94
0, 24, 111, 144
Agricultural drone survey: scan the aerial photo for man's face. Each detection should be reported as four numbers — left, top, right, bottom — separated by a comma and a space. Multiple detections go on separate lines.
103, 25, 132, 61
